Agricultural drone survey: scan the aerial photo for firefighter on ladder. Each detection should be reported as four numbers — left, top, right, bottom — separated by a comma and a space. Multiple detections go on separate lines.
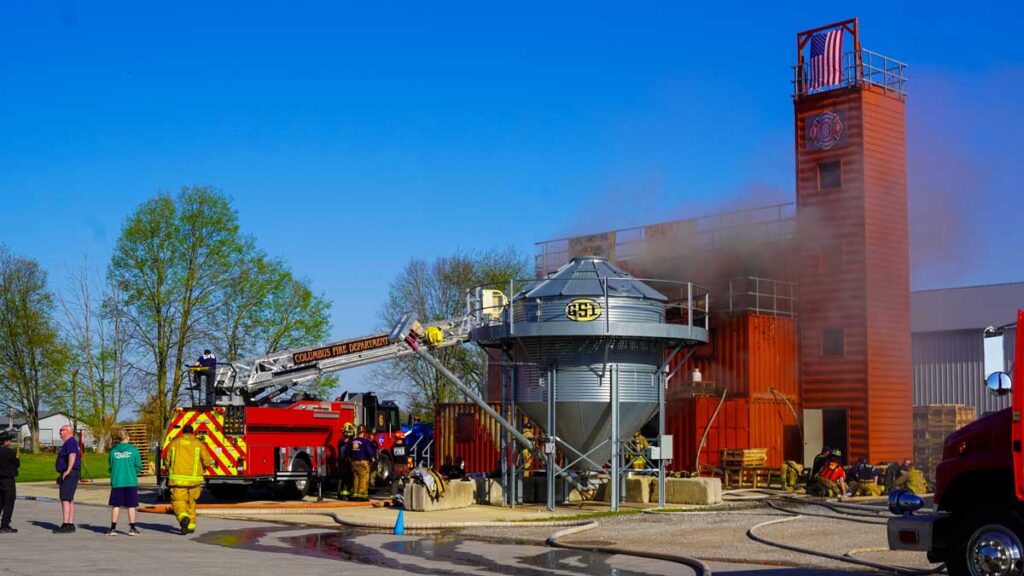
191, 349, 217, 405
163, 425, 214, 534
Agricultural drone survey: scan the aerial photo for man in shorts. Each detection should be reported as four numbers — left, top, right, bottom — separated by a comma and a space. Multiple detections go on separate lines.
107, 430, 143, 536
54, 424, 81, 533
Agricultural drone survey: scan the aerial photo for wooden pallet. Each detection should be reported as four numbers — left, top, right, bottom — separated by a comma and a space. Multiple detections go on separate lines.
722, 448, 767, 468
117, 423, 151, 476
912, 404, 975, 482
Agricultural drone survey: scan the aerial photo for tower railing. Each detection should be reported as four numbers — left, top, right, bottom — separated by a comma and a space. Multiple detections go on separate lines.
792, 48, 907, 99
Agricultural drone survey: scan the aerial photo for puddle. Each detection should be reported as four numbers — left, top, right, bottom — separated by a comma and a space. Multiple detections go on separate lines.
198, 527, 687, 575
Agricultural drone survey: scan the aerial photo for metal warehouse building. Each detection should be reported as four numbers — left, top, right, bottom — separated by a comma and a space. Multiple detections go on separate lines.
911, 282, 1023, 416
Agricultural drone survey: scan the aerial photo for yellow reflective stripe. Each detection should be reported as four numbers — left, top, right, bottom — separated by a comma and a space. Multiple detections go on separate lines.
192, 446, 201, 478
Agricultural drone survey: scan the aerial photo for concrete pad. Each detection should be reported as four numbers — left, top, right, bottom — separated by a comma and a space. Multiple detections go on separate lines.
660, 477, 722, 505
403, 479, 475, 511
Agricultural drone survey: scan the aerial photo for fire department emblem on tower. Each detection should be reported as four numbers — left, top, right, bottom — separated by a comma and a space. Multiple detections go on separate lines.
807, 110, 845, 150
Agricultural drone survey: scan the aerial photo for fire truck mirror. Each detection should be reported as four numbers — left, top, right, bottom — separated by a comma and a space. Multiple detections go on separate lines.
985, 371, 1013, 396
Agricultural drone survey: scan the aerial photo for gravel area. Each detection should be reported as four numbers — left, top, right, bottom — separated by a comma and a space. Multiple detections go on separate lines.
462, 502, 942, 572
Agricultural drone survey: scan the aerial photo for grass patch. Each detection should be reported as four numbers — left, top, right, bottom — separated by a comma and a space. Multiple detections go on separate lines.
13, 452, 111, 483
505, 509, 643, 522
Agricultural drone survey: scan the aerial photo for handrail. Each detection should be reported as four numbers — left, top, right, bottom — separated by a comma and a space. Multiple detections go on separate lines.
792, 48, 907, 98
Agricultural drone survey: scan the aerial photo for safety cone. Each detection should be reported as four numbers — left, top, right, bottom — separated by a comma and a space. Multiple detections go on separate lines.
393, 509, 405, 536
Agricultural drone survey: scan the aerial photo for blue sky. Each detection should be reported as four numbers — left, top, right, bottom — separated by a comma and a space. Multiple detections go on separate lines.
1, 1, 1021, 393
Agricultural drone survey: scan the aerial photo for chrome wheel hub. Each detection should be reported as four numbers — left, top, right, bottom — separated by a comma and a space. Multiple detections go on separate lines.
970, 527, 1024, 576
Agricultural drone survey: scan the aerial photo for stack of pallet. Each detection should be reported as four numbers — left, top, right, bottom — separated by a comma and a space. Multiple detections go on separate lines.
722, 448, 777, 488
913, 405, 975, 482
118, 423, 152, 475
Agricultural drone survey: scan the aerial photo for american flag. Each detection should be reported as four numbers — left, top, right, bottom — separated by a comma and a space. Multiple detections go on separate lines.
809, 29, 843, 89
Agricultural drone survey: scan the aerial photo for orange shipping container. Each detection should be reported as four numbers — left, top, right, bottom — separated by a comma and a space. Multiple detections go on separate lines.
668, 312, 798, 400
748, 399, 802, 468
666, 396, 750, 473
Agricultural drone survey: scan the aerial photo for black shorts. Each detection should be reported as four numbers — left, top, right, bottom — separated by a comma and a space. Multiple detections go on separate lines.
108, 486, 139, 508
59, 470, 80, 501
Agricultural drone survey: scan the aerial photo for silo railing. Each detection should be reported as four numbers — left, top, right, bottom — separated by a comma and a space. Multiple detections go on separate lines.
468, 277, 710, 336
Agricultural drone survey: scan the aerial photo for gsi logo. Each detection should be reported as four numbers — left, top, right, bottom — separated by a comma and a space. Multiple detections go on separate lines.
565, 298, 602, 322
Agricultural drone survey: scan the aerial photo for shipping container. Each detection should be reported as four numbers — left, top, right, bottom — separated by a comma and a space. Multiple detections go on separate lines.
435, 403, 504, 474
749, 399, 802, 468
435, 403, 536, 475
666, 396, 749, 473
668, 312, 798, 400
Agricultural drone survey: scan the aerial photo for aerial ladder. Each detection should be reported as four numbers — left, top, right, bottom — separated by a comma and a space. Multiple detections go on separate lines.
197, 312, 477, 407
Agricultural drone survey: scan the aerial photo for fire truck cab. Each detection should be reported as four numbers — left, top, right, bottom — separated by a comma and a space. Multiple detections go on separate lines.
888, 310, 1023, 576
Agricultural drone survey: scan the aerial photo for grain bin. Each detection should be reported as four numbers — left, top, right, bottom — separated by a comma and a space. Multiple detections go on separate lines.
472, 256, 708, 469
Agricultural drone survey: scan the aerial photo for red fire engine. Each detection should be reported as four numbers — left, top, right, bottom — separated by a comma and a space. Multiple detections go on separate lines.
888, 310, 1023, 576
157, 314, 472, 500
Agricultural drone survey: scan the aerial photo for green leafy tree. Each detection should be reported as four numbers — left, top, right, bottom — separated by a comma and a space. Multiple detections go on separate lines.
371, 247, 529, 417
215, 250, 334, 397
0, 246, 70, 452
109, 186, 335, 427
108, 187, 246, 428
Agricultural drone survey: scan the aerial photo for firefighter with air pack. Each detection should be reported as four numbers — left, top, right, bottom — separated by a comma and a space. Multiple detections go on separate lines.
163, 424, 214, 534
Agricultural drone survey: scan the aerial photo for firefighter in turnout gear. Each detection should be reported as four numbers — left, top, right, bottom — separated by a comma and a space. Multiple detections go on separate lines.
630, 432, 649, 473
338, 423, 356, 500
850, 457, 881, 496
341, 428, 374, 501
163, 424, 214, 534
807, 451, 847, 497
781, 460, 803, 491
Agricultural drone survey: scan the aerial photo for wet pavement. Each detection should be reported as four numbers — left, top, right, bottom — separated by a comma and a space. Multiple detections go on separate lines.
200, 527, 687, 575
2, 498, 892, 575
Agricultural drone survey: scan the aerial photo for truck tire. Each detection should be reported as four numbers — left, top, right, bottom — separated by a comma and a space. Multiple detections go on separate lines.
947, 506, 1024, 576
209, 484, 249, 502
374, 452, 394, 487
274, 458, 311, 500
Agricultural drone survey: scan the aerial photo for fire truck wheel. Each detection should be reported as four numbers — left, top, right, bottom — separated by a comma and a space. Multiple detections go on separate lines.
947, 506, 1024, 576
374, 452, 394, 487
275, 458, 312, 500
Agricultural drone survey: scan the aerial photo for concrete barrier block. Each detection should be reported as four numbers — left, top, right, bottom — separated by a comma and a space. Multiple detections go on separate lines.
404, 479, 476, 511
664, 477, 722, 505
625, 477, 654, 503
473, 478, 506, 506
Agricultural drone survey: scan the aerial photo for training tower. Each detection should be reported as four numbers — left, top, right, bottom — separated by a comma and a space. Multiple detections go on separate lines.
793, 19, 911, 463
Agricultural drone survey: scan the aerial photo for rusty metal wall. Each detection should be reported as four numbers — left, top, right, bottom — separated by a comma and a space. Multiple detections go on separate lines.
912, 329, 1012, 416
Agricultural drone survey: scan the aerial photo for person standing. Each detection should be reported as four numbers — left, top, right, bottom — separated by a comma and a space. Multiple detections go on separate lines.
0, 431, 19, 533
54, 424, 81, 534
163, 425, 213, 534
193, 349, 218, 405
107, 430, 143, 536
343, 431, 374, 501
337, 423, 356, 500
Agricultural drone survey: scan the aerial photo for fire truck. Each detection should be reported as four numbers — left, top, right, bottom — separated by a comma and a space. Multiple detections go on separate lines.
888, 310, 1023, 576
157, 313, 474, 501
